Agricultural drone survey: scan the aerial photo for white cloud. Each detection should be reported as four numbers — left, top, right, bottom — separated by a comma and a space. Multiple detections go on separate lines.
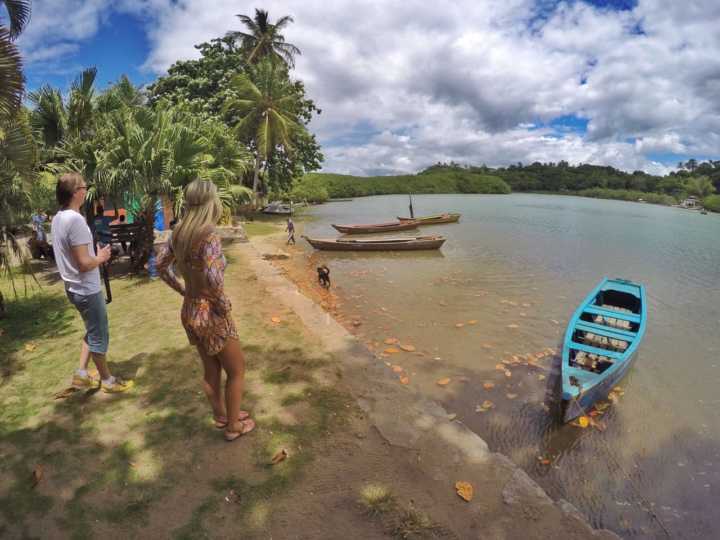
19, 0, 720, 175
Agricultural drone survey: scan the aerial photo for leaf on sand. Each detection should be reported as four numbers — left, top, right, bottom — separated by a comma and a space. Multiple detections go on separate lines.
455, 481, 474, 502
483, 382, 495, 390
270, 316, 281, 324
25, 343, 38, 352
436, 377, 451, 386
475, 399, 495, 413
391, 365, 403, 373
507, 324, 519, 329
495, 364, 505, 371
455, 323, 465, 328
506, 393, 518, 399
538, 374, 546, 381
270, 449, 288, 465
30, 465, 43, 488
400, 376, 410, 385
384, 347, 400, 354
399, 344, 416, 352
384, 337, 399, 345
504, 370, 512, 378
53, 387, 80, 400
467, 320, 478, 325
589, 417, 607, 431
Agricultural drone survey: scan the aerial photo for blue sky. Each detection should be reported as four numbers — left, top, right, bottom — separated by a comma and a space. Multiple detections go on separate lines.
16, 0, 720, 175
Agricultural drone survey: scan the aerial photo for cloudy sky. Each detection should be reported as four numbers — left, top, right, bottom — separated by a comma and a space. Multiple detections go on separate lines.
15, 0, 720, 176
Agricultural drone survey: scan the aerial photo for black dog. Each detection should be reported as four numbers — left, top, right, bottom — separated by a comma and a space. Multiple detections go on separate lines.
317, 265, 331, 288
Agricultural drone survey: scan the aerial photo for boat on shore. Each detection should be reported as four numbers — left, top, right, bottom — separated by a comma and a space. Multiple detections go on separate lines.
331, 220, 419, 234
560, 277, 647, 422
397, 213, 461, 225
303, 235, 445, 251
262, 202, 293, 215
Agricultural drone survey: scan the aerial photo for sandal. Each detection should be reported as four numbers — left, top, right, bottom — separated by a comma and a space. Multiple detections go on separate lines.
213, 411, 250, 429
224, 418, 256, 441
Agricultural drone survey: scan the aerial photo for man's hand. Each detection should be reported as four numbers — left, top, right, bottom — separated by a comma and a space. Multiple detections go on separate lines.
97, 244, 111, 264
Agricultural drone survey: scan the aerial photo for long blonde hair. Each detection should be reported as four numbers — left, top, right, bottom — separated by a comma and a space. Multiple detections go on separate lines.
172, 180, 223, 273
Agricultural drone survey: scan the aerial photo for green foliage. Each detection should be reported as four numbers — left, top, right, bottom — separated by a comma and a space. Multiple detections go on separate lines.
227, 8, 301, 68
703, 194, 720, 213
304, 169, 511, 198
575, 188, 676, 205
684, 176, 715, 198
289, 174, 329, 203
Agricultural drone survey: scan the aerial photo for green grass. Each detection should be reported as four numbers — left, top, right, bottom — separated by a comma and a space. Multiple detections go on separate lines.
0, 245, 350, 538
243, 221, 282, 237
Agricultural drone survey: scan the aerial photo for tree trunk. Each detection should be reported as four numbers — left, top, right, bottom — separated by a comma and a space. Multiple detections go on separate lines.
0, 290, 5, 319
252, 153, 262, 209
135, 202, 156, 272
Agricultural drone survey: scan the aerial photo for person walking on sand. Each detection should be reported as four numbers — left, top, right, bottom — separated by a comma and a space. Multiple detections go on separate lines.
285, 217, 295, 245
51, 173, 132, 393
157, 180, 255, 441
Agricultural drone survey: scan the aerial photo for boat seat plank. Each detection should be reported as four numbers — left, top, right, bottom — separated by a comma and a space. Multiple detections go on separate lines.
583, 305, 640, 323
569, 341, 624, 360
575, 321, 636, 341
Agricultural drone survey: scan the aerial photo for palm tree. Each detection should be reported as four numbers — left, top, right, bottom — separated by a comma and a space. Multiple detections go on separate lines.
685, 176, 716, 199
0, 0, 30, 121
223, 60, 301, 207
29, 67, 98, 149
227, 8, 301, 68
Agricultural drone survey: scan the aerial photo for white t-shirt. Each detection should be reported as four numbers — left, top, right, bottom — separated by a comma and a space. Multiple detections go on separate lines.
51, 209, 101, 295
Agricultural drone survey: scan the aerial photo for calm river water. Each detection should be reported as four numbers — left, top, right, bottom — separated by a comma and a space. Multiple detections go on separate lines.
295, 194, 720, 538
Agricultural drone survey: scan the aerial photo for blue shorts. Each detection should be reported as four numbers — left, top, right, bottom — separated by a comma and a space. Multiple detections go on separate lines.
66, 290, 109, 354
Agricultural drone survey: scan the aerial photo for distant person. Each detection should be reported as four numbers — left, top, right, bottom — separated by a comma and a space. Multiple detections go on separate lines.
51, 173, 132, 393
285, 217, 295, 245
157, 180, 254, 441
31, 209, 47, 243
93, 204, 112, 244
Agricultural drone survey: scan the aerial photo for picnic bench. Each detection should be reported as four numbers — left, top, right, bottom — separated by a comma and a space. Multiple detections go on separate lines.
98, 223, 147, 266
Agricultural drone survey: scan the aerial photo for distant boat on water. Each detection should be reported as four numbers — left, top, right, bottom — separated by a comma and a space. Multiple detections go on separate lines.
331, 221, 419, 234
560, 277, 647, 422
303, 235, 445, 251
397, 213, 461, 225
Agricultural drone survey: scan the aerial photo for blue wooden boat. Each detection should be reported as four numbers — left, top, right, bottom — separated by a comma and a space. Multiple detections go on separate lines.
560, 278, 647, 422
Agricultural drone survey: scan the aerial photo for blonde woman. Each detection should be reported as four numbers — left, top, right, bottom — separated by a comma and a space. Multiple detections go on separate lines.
157, 180, 255, 441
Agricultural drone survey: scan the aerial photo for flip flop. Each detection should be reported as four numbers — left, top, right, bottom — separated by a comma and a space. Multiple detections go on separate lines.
213, 411, 250, 429
224, 419, 256, 442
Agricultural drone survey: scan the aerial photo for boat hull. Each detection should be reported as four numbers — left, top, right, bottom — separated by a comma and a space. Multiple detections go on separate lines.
561, 348, 638, 422
304, 236, 445, 251
397, 213, 460, 225
332, 221, 418, 234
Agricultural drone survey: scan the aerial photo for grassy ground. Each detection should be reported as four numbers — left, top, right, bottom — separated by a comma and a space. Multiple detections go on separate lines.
0, 244, 354, 539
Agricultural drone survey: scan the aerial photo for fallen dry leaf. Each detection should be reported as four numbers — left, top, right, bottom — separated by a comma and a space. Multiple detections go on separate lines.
270, 316, 281, 324
467, 320, 478, 325
455, 323, 465, 328
495, 364, 505, 371
400, 376, 410, 385
53, 387, 80, 400
384, 337, 399, 345
507, 324, 519, 329
30, 465, 43, 488
384, 347, 400, 354
482, 382, 495, 390
455, 481, 474, 502
538, 374, 546, 381
436, 377, 451, 386
271, 449, 289, 465
481, 343, 494, 349
25, 343, 37, 352
399, 344, 416, 352
392, 365, 403, 373
506, 393, 518, 399
504, 370, 512, 378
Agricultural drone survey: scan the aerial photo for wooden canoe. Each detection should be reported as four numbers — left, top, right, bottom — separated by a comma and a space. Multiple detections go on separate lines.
303, 235, 446, 251
331, 221, 418, 234
397, 213, 461, 225
560, 278, 647, 422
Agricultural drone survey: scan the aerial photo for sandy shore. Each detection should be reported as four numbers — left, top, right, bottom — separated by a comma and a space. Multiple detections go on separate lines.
245, 230, 620, 539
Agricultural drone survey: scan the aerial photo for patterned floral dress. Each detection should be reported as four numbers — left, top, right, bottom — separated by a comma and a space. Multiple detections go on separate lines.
157, 231, 238, 356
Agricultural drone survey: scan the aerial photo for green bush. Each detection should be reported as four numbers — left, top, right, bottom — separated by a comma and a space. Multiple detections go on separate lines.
575, 188, 676, 206
703, 194, 720, 213
301, 170, 510, 198
289, 175, 329, 203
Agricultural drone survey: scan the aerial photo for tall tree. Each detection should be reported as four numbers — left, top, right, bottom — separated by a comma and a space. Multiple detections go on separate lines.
227, 9, 301, 68
223, 60, 302, 206
684, 176, 716, 199
0, 0, 30, 121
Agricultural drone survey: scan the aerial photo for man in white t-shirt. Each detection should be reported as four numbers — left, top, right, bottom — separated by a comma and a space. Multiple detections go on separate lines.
51, 173, 132, 393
